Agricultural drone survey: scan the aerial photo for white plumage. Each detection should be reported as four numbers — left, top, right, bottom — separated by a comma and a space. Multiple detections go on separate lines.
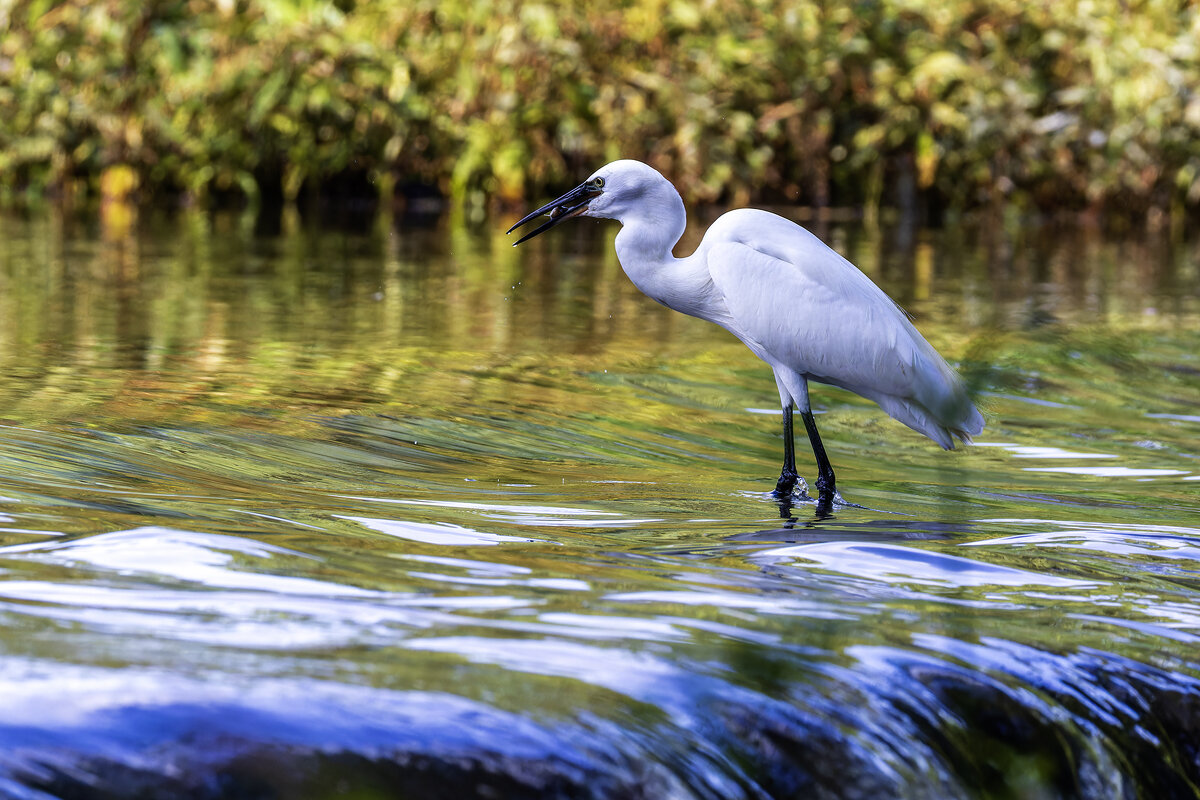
509, 159, 984, 511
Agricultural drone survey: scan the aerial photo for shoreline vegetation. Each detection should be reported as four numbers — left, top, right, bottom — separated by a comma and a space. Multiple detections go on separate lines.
2, 0, 1199, 225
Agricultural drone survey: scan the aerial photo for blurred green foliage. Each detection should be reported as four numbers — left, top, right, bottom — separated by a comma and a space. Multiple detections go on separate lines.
1, 0, 1199, 214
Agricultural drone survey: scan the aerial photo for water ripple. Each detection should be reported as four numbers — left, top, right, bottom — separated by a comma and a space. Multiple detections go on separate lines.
752, 541, 1097, 588
338, 515, 542, 546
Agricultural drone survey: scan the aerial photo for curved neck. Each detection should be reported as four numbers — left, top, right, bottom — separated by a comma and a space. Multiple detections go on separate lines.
612, 186, 687, 269
610, 188, 725, 320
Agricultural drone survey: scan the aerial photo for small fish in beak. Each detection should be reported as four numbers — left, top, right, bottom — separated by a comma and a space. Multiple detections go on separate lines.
507, 179, 604, 245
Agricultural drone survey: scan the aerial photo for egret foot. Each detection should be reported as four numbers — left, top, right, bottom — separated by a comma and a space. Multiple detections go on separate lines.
815, 474, 836, 499
772, 471, 809, 500
813, 488, 865, 517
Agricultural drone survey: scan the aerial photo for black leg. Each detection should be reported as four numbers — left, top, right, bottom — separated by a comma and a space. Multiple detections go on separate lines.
800, 409, 837, 513
772, 405, 799, 498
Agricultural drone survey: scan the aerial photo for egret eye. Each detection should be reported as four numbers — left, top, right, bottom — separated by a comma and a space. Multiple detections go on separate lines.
591, 177, 605, 189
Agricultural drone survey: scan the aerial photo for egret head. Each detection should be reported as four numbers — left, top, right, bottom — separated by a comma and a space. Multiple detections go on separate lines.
507, 160, 679, 245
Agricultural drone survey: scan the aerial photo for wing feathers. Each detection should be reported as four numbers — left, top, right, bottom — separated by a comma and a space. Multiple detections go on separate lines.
706, 232, 982, 445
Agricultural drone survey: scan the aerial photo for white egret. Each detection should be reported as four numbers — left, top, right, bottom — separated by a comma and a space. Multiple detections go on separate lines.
508, 160, 983, 511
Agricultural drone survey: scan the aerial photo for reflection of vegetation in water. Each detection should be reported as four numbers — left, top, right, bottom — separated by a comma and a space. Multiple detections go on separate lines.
1, 210, 1198, 448
3, 0, 1200, 217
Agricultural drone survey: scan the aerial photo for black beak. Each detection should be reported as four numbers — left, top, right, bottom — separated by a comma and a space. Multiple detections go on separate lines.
507, 181, 603, 246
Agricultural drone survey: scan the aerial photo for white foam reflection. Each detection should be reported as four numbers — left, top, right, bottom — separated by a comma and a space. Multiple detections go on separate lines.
339, 515, 541, 546
403, 636, 736, 726
979, 393, 1080, 409
753, 542, 1096, 588
336, 496, 659, 528
966, 521, 1200, 631
964, 526, 1200, 561
1022, 466, 1190, 477
974, 442, 1190, 478
408, 571, 588, 591
1146, 412, 1200, 423
0, 580, 538, 648
484, 515, 666, 528
536, 612, 686, 640
338, 496, 619, 517
234, 510, 328, 530
606, 589, 854, 619
975, 443, 1117, 459
0, 527, 376, 596
1069, 613, 1200, 643
0, 526, 556, 648
0, 657, 571, 759
401, 554, 532, 574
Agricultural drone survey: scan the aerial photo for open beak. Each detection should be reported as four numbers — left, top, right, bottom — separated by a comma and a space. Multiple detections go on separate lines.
507, 181, 603, 245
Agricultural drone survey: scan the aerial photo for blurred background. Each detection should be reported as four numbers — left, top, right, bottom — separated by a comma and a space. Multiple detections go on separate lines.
2, 0, 1199, 227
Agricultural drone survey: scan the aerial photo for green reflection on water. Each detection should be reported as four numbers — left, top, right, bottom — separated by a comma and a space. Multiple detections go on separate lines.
0, 206, 1199, 741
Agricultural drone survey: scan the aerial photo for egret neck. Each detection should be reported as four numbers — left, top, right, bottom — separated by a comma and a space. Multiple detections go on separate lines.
610, 186, 723, 323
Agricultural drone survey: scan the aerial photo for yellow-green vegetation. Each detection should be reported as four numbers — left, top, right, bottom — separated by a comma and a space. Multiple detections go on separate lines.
2, 0, 1199, 214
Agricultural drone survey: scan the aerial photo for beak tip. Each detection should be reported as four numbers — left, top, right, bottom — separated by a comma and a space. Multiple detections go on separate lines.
507, 180, 598, 244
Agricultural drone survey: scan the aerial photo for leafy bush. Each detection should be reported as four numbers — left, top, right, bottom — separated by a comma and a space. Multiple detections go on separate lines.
1, 0, 1198, 215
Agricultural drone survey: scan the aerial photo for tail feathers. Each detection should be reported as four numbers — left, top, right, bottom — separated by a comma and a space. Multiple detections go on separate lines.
898, 348, 985, 449
874, 393, 984, 451
951, 405, 986, 445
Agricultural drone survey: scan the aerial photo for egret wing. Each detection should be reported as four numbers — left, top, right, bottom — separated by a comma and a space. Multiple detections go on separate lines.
706, 239, 953, 408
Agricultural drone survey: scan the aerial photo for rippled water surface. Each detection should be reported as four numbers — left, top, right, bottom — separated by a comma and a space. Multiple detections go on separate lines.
1, 209, 1199, 799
